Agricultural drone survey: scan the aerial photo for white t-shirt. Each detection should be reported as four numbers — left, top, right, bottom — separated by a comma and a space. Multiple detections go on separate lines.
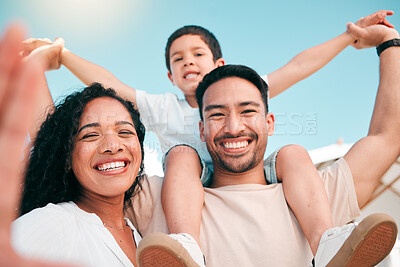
135, 74, 269, 165
126, 158, 361, 267
12, 202, 142, 267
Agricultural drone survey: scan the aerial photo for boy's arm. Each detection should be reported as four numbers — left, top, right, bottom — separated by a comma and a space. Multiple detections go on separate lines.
61, 48, 138, 106
267, 10, 394, 98
342, 24, 400, 208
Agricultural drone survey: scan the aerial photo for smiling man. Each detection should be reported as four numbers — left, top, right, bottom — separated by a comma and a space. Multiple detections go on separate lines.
131, 23, 400, 267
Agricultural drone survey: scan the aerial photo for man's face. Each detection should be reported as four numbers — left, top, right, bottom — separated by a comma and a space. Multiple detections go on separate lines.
168, 35, 225, 97
200, 77, 274, 173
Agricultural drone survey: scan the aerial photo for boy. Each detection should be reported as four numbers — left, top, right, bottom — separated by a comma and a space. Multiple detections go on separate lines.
24, 10, 394, 266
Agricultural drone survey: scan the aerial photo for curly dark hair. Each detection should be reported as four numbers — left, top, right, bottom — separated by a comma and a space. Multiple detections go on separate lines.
20, 83, 146, 216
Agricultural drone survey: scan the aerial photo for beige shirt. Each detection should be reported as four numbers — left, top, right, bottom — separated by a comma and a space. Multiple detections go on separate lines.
126, 158, 361, 267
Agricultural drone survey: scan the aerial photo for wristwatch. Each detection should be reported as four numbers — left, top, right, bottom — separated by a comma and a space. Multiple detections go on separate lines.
376, 38, 400, 56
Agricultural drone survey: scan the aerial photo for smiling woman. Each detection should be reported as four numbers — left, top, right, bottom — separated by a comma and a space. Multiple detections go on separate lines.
12, 83, 146, 267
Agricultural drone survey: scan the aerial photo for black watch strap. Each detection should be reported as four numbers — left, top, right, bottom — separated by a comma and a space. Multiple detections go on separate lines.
376, 38, 400, 56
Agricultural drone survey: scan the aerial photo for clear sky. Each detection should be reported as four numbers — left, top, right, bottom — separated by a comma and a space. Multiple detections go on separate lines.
1, 0, 399, 157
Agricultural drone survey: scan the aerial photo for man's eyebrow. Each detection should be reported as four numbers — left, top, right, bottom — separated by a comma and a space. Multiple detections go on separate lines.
204, 104, 227, 112
239, 101, 260, 107
77, 122, 100, 134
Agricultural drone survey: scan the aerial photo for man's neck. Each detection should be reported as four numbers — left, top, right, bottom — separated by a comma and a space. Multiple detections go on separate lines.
211, 163, 267, 188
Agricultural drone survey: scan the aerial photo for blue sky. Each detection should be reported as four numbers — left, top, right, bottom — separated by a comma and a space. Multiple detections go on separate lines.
1, 0, 399, 157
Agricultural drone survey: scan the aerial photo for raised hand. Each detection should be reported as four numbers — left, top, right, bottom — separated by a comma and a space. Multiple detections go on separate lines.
347, 23, 399, 50
22, 37, 65, 71
352, 10, 395, 47
0, 24, 77, 267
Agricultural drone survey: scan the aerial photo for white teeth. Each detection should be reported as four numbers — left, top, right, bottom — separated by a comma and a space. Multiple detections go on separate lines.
96, 161, 126, 171
185, 73, 198, 79
223, 141, 249, 149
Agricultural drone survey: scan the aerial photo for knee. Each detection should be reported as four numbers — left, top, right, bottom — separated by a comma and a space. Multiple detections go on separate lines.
277, 144, 312, 166
164, 145, 201, 168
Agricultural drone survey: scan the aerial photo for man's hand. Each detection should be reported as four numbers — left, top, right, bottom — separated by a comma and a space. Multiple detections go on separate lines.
351, 10, 395, 47
347, 23, 400, 49
22, 37, 65, 71
0, 24, 77, 267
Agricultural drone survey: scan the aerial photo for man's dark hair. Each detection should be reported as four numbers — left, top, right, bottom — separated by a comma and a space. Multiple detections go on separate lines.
165, 25, 222, 72
20, 83, 146, 216
196, 64, 269, 120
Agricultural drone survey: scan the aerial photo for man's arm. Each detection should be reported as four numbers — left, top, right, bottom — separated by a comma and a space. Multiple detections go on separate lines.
267, 10, 394, 99
343, 24, 400, 207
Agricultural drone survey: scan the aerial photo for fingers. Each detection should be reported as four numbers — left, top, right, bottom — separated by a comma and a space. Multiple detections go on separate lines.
21, 38, 53, 57
356, 10, 394, 28
0, 25, 25, 112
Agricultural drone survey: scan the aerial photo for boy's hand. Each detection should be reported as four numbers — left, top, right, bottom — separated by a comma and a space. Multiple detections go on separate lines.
21, 37, 65, 71
0, 24, 78, 267
351, 10, 395, 47
346, 23, 400, 50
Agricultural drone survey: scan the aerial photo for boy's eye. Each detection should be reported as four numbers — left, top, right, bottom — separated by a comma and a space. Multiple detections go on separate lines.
195, 53, 203, 56
174, 57, 183, 62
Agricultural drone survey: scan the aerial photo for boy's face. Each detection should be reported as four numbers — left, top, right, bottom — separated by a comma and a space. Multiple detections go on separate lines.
168, 35, 225, 97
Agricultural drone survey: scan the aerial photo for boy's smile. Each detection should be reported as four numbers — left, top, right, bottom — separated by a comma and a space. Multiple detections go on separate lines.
168, 34, 225, 106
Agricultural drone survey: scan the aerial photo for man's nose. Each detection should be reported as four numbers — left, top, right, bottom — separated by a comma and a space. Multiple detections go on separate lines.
224, 114, 245, 135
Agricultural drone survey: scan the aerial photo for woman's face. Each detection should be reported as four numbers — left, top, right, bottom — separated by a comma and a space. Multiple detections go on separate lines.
71, 97, 142, 200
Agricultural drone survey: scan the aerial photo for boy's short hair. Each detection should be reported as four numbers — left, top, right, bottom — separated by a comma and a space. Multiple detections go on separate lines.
165, 25, 223, 72
196, 64, 269, 120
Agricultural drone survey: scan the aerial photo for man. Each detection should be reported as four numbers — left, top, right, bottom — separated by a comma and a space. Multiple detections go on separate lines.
129, 23, 400, 266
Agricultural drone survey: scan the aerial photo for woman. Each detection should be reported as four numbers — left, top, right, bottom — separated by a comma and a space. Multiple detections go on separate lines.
12, 82, 146, 267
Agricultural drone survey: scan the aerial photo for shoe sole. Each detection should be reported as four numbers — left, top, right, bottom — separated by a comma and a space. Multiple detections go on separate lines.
137, 233, 200, 267
326, 213, 398, 267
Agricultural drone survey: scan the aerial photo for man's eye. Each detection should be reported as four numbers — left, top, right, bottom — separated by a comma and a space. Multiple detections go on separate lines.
242, 109, 256, 114
209, 113, 224, 118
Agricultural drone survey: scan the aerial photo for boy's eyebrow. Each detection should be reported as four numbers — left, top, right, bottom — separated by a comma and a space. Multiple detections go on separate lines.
77, 121, 134, 133
170, 46, 208, 58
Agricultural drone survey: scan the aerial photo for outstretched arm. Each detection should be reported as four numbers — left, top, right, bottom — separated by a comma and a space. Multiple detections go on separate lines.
0, 24, 77, 267
61, 48, 137, 105
267, 10, 394, 98
343, 24, 400, 207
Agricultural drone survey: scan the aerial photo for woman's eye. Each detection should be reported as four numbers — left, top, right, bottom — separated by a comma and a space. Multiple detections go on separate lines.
119, 130, 135, 136
80, 133, 99, 141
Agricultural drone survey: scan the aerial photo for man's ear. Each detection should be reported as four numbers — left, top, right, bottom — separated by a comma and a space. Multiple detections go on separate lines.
216, 58, 225, 67
199, 120, 206, 142
167, 71, 175, 85
266, 113, 275, 136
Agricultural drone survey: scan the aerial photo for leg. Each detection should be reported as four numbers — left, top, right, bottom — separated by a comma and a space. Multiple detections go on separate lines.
276, 145, 332, 255
161, 145, 204, 245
